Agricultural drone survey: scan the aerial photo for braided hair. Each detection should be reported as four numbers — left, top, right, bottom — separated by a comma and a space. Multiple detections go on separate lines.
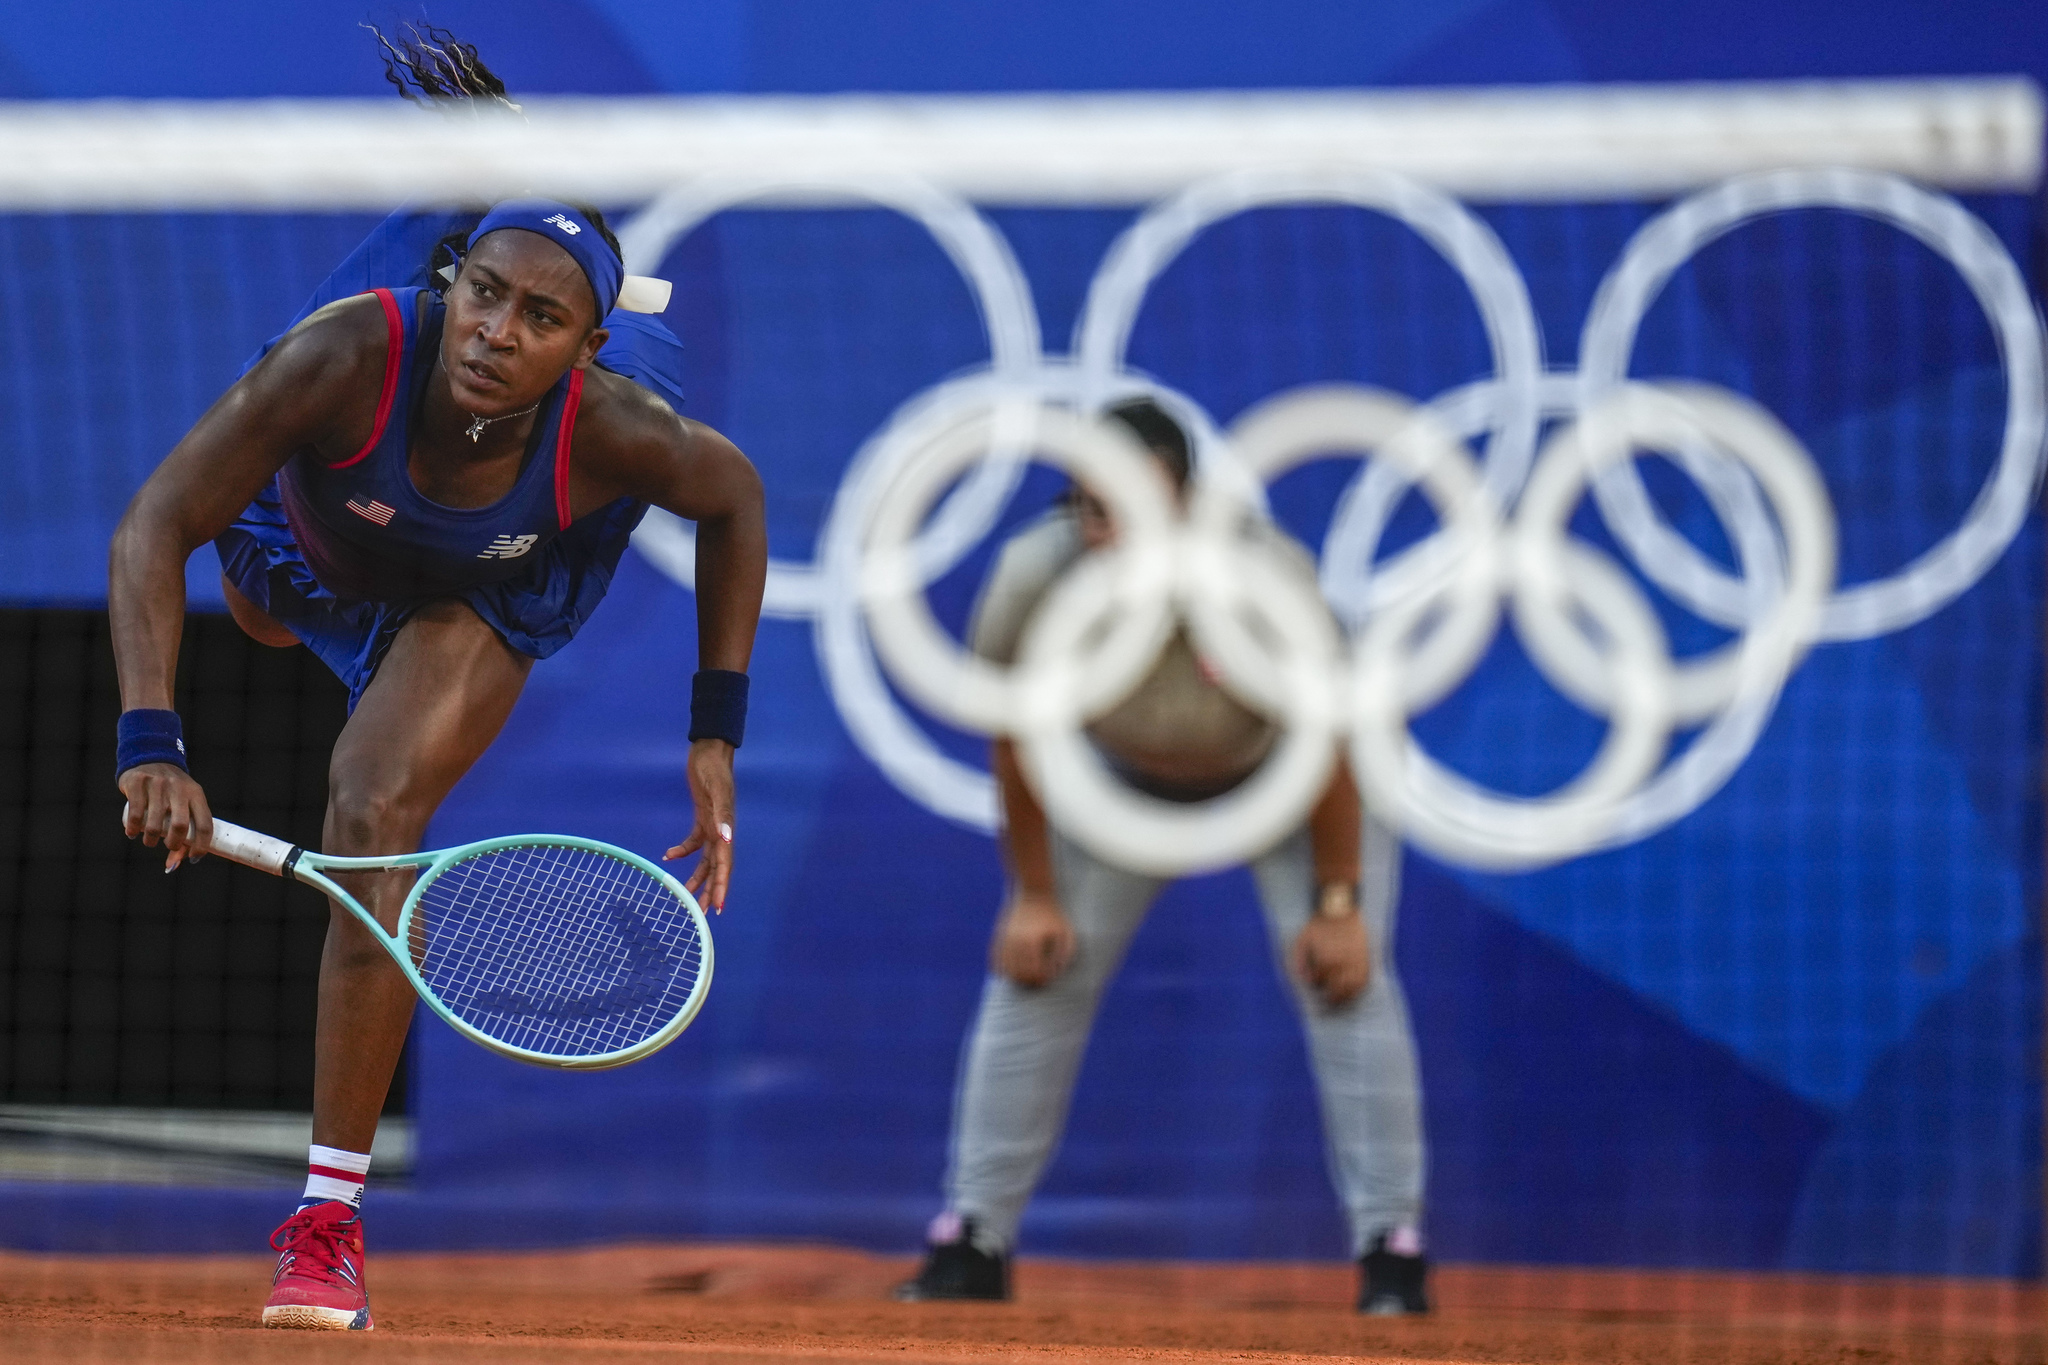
364, 26, 625, 307
364, 22, 522, 112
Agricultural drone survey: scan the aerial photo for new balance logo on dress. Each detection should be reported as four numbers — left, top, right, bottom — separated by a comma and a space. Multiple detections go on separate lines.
542, 213, 581, 236
477, 533, 538, 560
345, 499, 396, 526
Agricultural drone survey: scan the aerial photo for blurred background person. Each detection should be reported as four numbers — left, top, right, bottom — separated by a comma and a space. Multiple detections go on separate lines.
896, 399, 1430, 1314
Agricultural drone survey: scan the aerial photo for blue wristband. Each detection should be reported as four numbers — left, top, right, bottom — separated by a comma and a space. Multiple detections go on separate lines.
688, 670, 749, 747
117, 709, 188, 778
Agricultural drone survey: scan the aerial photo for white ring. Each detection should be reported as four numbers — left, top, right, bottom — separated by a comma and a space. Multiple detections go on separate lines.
1072, 165, 1547, 516
1352, 539, 1678, 869
618, 174, 1043, 620
1513, 383, 1834, 725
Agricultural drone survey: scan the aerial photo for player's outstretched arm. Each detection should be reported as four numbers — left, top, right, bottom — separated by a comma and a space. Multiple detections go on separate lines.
582, 392, 767, 912
108, 296, 390, 866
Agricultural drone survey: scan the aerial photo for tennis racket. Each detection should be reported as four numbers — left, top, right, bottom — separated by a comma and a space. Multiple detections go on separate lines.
193, 816, 713, 1070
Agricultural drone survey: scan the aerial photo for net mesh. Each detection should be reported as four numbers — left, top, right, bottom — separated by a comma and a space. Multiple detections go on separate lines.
407, 843, 705, 1060
638, 194, 2043, 1273
0, 136, 2038, 1272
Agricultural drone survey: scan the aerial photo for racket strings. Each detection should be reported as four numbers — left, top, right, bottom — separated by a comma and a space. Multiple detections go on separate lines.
409, 844, 705, 1059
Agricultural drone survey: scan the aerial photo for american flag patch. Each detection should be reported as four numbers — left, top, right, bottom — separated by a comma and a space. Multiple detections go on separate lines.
346, 498, 396, 526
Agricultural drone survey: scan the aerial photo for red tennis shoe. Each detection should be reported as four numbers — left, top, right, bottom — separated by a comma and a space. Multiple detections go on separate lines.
262, 1200, 374, 1330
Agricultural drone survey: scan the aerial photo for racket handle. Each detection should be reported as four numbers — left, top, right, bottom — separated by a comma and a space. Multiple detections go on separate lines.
119, 803, 300, 877
207, 819, 299, 877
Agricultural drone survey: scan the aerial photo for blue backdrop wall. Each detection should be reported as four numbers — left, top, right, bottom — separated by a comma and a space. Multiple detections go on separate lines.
0, 1, 2045, 97
0, 2, 2041, 1278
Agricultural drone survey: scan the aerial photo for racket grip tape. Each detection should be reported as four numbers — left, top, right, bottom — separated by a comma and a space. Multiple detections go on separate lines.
207, 820, 302, 877
118, 804, 304, 877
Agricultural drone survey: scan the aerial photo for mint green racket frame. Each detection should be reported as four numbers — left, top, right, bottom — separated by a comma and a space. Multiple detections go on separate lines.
205, 817, 713, 1070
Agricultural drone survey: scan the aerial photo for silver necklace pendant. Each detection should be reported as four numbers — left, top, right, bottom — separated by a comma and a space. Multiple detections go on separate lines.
464, 402, 540, 443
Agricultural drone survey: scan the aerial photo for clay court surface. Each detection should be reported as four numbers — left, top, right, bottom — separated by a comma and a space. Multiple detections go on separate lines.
3, 1243, 2042, 1364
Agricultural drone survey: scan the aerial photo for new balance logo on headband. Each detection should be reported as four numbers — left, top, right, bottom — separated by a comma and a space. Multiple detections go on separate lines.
542, 213, 581, 236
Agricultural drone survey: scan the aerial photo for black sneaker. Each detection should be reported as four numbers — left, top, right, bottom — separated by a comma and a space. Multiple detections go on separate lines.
1357, 1229, 1429, 1315
894, 1213, 1010, 1302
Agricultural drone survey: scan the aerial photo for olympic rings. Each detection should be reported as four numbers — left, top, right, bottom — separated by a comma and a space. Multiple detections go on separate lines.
618, 165, 2046, 873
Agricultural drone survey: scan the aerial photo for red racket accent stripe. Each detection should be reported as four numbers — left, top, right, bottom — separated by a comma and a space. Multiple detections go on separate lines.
554, 367, 584, 530
329, 288, 405, 470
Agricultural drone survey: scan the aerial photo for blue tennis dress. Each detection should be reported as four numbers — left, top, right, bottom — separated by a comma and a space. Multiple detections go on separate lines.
215, 212, 679, 708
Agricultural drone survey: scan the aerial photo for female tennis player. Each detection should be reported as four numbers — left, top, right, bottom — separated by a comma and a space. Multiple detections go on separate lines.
106, 33, 765, 1332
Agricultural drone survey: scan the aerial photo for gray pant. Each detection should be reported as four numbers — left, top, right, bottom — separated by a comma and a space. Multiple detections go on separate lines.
943, 820, 1426, 1257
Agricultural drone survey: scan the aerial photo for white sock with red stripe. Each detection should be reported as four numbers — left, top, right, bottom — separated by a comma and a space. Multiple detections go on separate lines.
299, 1144, 371, 1212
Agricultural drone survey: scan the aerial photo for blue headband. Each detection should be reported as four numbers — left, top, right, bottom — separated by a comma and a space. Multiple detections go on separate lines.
467, 199, 625, 322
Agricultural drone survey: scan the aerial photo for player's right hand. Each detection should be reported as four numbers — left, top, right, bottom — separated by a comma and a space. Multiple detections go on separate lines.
119, 764, 215, 872
991, 889, 1076, 989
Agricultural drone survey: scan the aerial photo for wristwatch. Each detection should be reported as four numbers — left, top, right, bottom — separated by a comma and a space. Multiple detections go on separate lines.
1316, 882, 1360, 920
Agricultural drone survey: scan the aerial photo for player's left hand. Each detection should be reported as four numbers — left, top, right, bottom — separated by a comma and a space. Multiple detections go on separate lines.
1291, 909, 1370, 1010
664, 738, 735, 912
